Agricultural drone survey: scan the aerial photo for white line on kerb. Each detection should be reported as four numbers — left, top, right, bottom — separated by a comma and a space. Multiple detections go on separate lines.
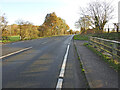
56, 44, 70, 89
0, 47, 32, 59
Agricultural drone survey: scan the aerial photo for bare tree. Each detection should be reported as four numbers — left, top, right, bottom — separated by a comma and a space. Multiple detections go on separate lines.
79, 0, 114, 33
0, 13, 8, 40
0, 13, 8, 31
75, 15, 92, 34
16, 20, 38, 40
16, 19, 24, 40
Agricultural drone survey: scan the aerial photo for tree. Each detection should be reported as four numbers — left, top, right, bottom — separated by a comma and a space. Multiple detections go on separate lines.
0, 13, 9, 40
69, 29, 73, 34
11, 24, 19, 35
38, 25, 46, 37
75, 15, 92, 34
0, 13, 8, 32
75, 31, 80, 34
16, 20, 39, 40
39, 12, 70, 37
31, 25, 39, 39
79, 0, 114, 33
16, 19, 24, 40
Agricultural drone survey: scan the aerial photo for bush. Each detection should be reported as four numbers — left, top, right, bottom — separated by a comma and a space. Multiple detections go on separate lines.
2, 36, 10, 41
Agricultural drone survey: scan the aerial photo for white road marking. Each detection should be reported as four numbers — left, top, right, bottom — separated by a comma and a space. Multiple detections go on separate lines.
12, 41, 25, 44
56, 78, 63, 90
59, 44, 70, 78
41, 42, 47, 44
0, 47, 32, 59
56, 44, 70, 89
3, 41, 25, 46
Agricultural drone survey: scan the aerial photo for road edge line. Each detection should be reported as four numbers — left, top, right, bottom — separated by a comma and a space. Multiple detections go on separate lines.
56, 78, 63, 89
56, 44, 70, 89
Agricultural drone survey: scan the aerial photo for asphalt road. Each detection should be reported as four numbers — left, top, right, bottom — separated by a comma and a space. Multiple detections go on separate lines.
2, 35, 87, 88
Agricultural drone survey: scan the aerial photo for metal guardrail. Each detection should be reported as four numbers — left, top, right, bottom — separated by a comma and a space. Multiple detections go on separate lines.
89, 37, 120, 61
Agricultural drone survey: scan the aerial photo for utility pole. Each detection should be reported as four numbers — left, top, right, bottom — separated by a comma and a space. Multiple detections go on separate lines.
108, 25, 110, 33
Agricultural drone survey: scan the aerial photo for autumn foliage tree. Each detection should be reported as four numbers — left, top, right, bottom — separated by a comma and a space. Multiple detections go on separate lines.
1, 12, 71, 41
16, 20, 39, 40
38, 12, 70, 37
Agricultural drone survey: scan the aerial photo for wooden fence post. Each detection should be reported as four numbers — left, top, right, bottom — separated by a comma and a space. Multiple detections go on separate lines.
112, 43, 117, 59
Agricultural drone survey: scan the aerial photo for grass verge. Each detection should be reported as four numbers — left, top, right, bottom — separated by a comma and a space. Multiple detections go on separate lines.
2, 35, 20, 43
84, 43, 120, 72
73, 40, 90, 89
73, 34, 90, 41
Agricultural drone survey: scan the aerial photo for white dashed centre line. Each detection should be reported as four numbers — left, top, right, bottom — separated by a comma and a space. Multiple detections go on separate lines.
0, 47, 32, 59
41, 42, 47, 44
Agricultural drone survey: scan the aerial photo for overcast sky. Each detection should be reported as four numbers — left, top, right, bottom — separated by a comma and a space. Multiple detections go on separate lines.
0, 0, 119, 30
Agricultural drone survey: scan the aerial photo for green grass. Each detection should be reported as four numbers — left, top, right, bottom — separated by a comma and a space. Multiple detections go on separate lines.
9, 35, 20, 41
2, 35, 20, 43
74, 32, 120, 41
73, 34, 91, 40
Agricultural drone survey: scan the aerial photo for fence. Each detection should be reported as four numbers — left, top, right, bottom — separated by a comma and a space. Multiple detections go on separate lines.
89, 37, 120, 61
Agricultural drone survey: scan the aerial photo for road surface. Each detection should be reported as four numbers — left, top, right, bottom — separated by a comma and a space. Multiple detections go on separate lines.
2, 35, 88, 88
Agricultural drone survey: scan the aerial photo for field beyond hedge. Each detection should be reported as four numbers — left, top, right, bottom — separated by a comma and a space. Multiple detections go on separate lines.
92, 32, 120, 41
1, 35, 20, 43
